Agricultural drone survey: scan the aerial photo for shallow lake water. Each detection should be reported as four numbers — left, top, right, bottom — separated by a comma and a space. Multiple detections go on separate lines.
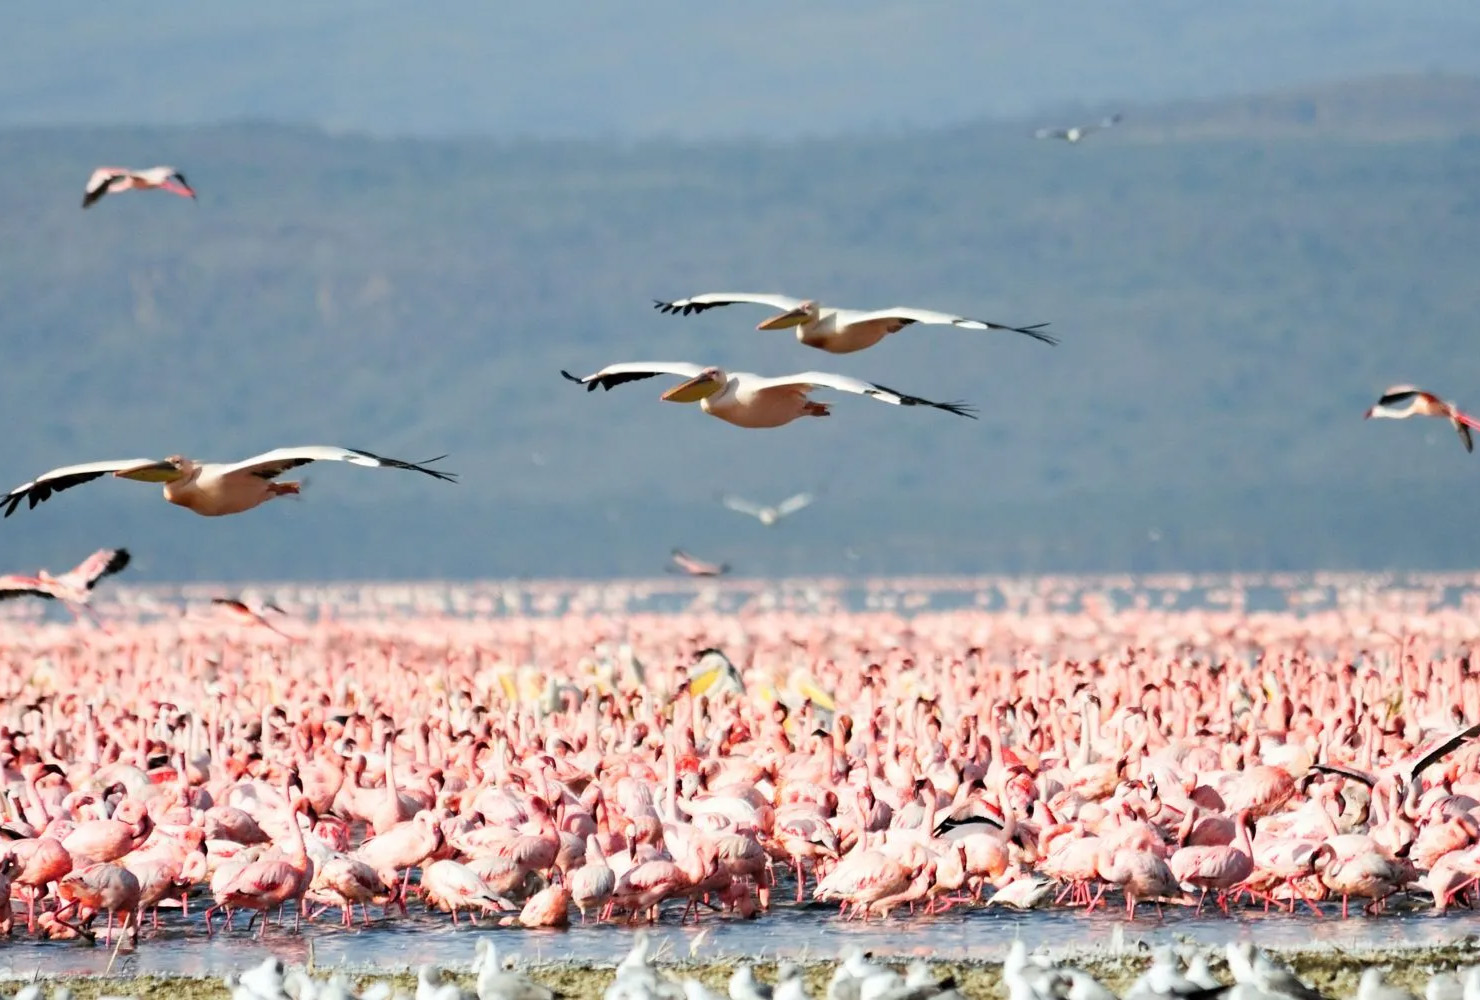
5, 897, 1480, 979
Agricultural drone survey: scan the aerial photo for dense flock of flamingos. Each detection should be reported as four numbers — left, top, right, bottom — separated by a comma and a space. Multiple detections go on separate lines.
3, 146, 1480, 963
2, 571, 1480, 949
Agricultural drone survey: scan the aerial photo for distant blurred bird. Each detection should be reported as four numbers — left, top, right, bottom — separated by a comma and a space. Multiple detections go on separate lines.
669, 548, 729, 577
1365, 385, 1480, 453
0, 547, 130, 622
721, 492, 815, 527
212, 597, 290, 635
1034, 114, 1122, 143
82, 166, 196, 208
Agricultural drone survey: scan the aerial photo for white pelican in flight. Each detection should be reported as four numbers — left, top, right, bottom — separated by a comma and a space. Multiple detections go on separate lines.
83, 166, 196, 209
2, 446, 456, 519
722, 492, 814, 526
0, 547, 130, 622
1365, 385, 1480, 453
669, 548, 729, 577
653, 293, 1054, 354
1034, 113, 1123, 143
560, 363, 976, 428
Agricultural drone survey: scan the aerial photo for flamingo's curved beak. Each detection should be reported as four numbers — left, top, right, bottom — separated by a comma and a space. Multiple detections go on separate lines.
757, 307, 810, 330
661, 372, 723, 403
1363, 407, 1375, 419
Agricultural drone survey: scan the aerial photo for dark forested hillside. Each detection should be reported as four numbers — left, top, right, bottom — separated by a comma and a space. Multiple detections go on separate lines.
2, 77, 1479, 580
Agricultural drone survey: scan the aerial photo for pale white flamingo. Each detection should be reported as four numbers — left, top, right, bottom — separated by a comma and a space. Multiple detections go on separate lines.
1034, 114, 1123, 143
420, 859, 514, 923
1365, 385, 1480, 453
720, 492, 815, 527
561, 363, 976, 427
0, 547, 130, 622
82, 165, 196, 208
654, 294, 1054, 354
2, 446, 455, 518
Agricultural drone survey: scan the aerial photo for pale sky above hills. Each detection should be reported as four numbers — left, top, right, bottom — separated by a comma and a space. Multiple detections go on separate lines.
4, 1, 1479, 137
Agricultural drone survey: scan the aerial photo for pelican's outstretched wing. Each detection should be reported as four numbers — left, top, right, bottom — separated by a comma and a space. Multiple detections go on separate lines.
756, 371, 978, 419
82, 167, 128, 208
2, 458, 178, 517
58, 548, 131, 591
561, 362, 706, 392
653, 293, 806, 317
775, 492, 815, 517
213, 446, 457, 483
722, 496, 768, 519
852, 307, 1057, 345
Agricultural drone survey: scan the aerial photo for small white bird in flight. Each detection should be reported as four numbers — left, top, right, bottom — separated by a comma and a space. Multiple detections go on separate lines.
669, 548, 729, 577
2, 446, 456, 519
0, 547, 131, 622
1034, 113, 1123, 143
561, 363, 975, 428
82, 165, 197, 209
1365, 385, 1480, 453
722, 492, 814, 527
654, 293, 1054, 355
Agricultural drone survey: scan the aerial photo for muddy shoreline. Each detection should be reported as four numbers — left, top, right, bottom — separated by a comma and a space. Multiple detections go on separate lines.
8, 941, 1480, 1000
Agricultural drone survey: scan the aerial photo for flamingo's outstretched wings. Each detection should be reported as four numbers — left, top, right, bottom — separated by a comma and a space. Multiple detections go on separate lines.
653, 293, 806, 317
561, 362, 706, 392
851, 307, 1057, 345
755, 371, 978, 419
0, 575, 49, 601
82, 167, 128, 208
58, 548, 131, 591
2, 458, 180, 517
212, 446, 457, 483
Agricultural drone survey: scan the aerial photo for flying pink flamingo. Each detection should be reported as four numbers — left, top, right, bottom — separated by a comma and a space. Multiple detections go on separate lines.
1366, 385, 1480, 452
0, 548, 130, 623
82, 165, 196, 208
668, 548, 730, 577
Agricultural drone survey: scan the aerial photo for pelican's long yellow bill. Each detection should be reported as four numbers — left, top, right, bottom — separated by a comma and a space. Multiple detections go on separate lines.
116, 461, 184, 483
756, 308, 809, 330
661, 373, 724, 403
687, 664, 726, 697
795, 679, 837, 713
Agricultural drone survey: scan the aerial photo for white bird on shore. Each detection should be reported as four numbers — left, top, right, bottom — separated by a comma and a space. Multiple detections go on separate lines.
2, 446, 455, 519
721, 492, 815, 526
654, 294, 1054, 354
562, 363, 975, 428
474, 939, 555, 1000
83, 165, 196, 208
730, 966, 773, 1000
1225, 943, 1327, 1000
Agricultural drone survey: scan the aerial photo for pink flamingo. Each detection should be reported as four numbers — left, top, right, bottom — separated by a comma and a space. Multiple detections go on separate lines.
1168, 809, 1255, 913
208, 796, 315, 937
0, 548, 130, 623
82, 166, 196, 208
